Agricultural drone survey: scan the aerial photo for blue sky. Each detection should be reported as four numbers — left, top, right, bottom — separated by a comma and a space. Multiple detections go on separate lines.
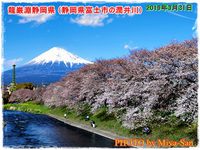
2, 2, 197, 71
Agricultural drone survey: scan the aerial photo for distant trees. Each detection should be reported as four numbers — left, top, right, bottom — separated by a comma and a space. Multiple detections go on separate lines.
16, 82, 34, 90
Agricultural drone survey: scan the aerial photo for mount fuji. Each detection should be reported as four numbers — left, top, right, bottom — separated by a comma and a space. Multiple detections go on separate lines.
3, 47, 93, 85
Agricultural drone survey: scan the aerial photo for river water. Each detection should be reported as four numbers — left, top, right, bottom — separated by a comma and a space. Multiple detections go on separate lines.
3, 110, 114, 148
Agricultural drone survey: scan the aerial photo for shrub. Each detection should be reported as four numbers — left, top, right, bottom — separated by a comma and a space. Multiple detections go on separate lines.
185, 123, 198, 145
93, 106, 115, 121
76, 102, 92, 118
2, 91, 10, 104
16, 82, 34, 90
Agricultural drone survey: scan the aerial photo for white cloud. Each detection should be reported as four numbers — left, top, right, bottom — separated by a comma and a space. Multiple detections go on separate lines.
7, 19, 13, 23
71, 14, 111, 27
18, 14, 54, 24
127, 13, 135, 17
106, 18, 113, 24
4, 58, 23, 67
192, 20, 197, 38
124, 44, 138, 50
124, 44, 130, 49
168, 12, 195, 20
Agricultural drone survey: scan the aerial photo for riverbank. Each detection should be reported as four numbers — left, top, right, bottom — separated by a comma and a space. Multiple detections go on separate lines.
3, 102, 198, 146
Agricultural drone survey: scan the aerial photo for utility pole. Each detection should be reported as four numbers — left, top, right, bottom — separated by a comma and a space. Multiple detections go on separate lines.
8, 64, 17, 93
12, 64, 16, 85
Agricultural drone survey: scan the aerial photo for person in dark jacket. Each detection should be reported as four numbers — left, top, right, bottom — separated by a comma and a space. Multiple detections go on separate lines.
143, 126, 151, 134
90, 120, 96, 128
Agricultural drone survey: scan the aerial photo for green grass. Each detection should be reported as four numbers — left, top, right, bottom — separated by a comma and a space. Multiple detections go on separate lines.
3, 102, 197, 146
4, 102, 71, 118
4, 102, 50, 114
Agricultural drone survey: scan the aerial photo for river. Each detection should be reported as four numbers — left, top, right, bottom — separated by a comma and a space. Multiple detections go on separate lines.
3, 110, 114, 148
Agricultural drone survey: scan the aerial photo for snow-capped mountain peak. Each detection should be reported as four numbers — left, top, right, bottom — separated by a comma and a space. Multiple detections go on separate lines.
28, 47, 93, 67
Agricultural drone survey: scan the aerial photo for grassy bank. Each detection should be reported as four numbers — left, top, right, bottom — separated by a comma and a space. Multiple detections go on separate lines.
3, 102, 197, 146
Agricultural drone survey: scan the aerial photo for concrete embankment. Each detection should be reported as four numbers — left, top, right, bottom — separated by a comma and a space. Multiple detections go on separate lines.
48, 114, 126, 140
